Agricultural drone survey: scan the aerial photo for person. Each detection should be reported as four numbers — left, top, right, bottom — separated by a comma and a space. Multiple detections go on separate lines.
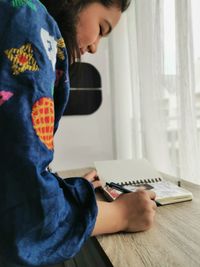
0, 0, 156, 266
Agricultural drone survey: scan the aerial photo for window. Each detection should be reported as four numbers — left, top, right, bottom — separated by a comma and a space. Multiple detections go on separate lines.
163, 0, 200, 174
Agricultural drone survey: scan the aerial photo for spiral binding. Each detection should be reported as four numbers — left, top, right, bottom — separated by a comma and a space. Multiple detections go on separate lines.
118, 177, 162, 186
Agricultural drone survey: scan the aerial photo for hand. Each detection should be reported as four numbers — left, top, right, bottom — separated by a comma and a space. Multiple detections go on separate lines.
92, 190, 156, 236
114, 190, 157, 232
83, 170, 102, 189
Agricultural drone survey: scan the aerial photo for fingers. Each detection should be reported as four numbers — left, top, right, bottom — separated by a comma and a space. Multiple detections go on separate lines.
83, 170, 102, 189
92, 180, 102, 189
147, 190, 156, 200
135, 189, 157, 210
136, 188, 156, 200
151, 199, 157, 210
144, 190, 157, 209
84, 170, 98, 181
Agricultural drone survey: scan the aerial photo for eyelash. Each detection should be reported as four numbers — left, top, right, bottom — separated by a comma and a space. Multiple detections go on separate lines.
99, 25, 103, 36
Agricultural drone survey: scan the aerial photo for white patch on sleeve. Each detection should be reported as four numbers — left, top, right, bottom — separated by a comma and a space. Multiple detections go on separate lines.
40, 28, 57, 71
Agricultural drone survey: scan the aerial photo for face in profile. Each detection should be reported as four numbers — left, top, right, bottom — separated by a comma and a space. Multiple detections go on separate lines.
76, 3, 121, 55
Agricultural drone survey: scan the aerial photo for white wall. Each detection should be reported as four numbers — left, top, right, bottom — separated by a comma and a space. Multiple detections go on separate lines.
51, 39, 115, 171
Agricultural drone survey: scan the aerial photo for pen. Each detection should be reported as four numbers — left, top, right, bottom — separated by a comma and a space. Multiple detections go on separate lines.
106, 182, 161, 206
106, 182, 132, 193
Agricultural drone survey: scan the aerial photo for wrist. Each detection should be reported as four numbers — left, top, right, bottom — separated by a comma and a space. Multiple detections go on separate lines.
109, 200, 126, 232
112, 197, 129, 232
91, 200, 126, 235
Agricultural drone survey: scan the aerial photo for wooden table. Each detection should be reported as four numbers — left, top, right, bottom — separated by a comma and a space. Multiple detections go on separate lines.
59, 168, 200, 267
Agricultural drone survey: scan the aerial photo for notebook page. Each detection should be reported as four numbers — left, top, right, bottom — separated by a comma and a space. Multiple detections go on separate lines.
94, 158, 162, 184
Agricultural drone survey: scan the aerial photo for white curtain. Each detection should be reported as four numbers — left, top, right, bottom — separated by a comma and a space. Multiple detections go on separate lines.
109, 0, 200, 184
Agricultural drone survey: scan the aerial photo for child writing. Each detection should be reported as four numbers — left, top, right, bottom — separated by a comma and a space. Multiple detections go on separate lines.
0, 0, 156, 266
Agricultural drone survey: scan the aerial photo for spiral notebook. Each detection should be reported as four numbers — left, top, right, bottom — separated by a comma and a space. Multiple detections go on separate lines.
94, 158, 193, 205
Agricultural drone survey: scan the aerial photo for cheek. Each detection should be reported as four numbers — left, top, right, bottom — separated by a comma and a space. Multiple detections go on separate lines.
76, 23, 98, 47
77, 31, 87, 47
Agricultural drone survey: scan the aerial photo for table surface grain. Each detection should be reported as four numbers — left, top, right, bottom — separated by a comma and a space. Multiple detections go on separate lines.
59, 168, 200, 267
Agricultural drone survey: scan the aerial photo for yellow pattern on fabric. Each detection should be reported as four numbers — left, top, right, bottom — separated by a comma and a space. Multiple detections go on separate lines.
5, 43, 39, 75
57, 38, 66, 61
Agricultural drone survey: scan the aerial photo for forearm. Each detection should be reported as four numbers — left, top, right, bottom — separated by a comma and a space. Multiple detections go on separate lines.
91, 200, 125, 236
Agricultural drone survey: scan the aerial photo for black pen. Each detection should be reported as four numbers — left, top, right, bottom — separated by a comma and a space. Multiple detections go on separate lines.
106, 182, 132, 193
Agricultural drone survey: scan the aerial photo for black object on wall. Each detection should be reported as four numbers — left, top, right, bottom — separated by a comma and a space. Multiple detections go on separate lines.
64, 62, 102, 116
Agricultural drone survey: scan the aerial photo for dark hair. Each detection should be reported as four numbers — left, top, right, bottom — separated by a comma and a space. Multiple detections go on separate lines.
40, 0, 131, 64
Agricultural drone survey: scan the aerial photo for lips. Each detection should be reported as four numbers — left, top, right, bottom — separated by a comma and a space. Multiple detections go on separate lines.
80, 48, 86, 55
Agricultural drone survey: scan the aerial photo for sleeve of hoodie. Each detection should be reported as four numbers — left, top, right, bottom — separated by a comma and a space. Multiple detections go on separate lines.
0, 1, 97, 266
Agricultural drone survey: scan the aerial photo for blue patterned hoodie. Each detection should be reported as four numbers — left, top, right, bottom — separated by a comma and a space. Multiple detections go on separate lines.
0, 0, 97, 266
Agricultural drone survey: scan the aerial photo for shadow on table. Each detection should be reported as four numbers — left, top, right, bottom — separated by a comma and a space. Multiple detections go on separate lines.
64, 237, 113, 267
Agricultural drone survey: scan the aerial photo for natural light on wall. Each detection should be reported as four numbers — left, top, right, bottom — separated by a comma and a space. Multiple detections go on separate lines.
164, 0, 176, 76
163, 0, 178, 175
162, 0, 200, 183
110, 0, 200, 184
192, 0, 200, 94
